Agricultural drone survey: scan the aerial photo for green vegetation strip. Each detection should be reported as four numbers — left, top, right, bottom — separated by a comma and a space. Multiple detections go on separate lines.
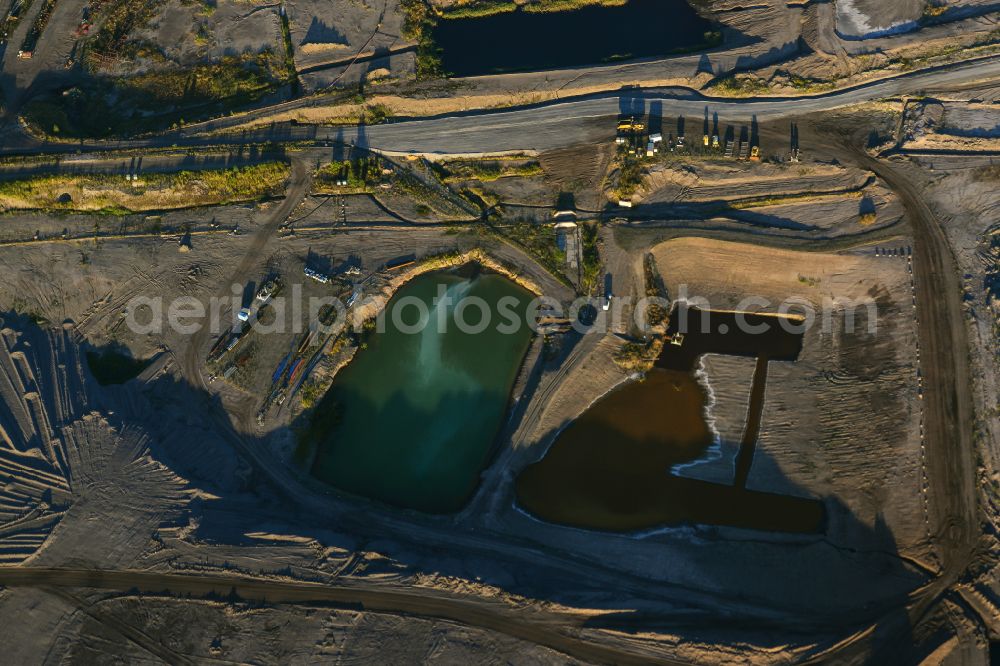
1, 0, 36, 45
580, 222, 601, 294
20, 0, 56, 53
437, 0, 627, 19
480, 221, 574, 288
400, 0, 444, 79
437, 159, 543, 182
0, 162, 290, 213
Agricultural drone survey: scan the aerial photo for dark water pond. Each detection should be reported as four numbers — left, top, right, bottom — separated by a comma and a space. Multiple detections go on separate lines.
86, 350, 150, 385
433, 0, 717, 76
516, 305, 824, 533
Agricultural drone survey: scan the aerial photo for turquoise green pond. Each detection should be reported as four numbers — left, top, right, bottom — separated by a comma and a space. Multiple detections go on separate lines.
311, 268, 534, 513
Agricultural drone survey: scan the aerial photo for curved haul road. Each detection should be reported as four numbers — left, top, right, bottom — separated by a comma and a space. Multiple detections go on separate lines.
0, 567, 684, 666
849, 153, 979, 620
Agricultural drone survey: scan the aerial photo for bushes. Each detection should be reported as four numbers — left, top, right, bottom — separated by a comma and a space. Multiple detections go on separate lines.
858, 211, 877, 226
709, 75, 769, 97
643, 253, 667, 327
85, 0, 162, 61
438, 0, 627, 18
315, 158, 383, 192
24, 53, 290, 139
487, 220, 570, 284
580, 222, 601, 295
438, 159, 542, 182
400, 0, 443, 78
612, 338, 662, 372
124, 54, 281, 105
361, 103, 393, 124
0, 162, 290, 212
614, 158, 643, 200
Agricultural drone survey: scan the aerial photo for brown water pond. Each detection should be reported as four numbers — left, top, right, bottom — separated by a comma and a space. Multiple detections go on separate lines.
515, 306, 824, 533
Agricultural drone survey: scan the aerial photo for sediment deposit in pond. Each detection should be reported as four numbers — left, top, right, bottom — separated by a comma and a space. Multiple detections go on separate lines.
311, 268, 534, 513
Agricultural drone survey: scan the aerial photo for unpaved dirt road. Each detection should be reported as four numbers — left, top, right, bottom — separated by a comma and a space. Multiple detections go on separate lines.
0, 566, 684, 665
846, 150, 981, 637
179, 156, 311, 391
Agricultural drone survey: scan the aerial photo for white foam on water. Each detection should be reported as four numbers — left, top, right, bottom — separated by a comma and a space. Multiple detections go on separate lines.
835, 0, 921, 39
672, 354, 722, 476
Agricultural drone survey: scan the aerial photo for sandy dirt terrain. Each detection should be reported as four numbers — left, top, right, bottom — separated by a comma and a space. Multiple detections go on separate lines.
140, 0, 283, 70
0, 162, 951, 663
901, 99, 1000, 151
0, 0, 999, 658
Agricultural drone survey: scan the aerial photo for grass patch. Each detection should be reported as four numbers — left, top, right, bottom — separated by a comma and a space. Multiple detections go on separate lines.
0, 162, 290, 212
10, 296, 48, 326
613, 157, 643, 200
84, 0, 162, 62
484, 220, 570, 285
437, 158, 542, 182
784, 72, 835, 93
314, 157, 384, 193
315, 155, 469, 216
642, 252, 667, 327
438, 0, 628, 18
708, 74, 770, 97
19, 0, 56, 53
125, 53, 284, 105
612, 338, 663, 372
580, 222, 601, 295
86, 350, 151, 385
25, 50, 291, 139
400, 0, 444, 79
973, 164, 1000, 181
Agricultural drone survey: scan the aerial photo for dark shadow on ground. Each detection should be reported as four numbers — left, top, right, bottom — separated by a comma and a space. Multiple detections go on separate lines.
2, 308, 926, 657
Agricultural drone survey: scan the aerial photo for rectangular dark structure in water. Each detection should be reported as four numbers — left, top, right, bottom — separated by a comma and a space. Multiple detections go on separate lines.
659, 306, 805, 371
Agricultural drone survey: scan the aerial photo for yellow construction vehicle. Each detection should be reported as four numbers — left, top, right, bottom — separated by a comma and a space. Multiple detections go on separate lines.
750, 145, 761, 161
616, 117, 645, 133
